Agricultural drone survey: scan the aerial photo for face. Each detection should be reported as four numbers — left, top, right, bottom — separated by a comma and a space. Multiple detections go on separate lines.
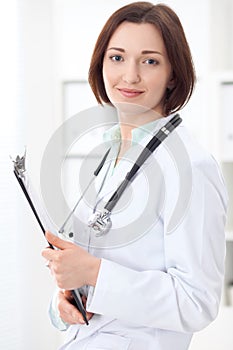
102, 22, 173, 117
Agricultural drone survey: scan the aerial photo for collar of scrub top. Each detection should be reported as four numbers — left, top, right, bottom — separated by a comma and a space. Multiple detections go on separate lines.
102, 118, 160, 179
92, 114, 176, 210
88, 113, 182, 236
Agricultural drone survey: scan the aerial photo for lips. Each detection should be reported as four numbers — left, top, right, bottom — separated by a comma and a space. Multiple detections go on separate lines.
117, 88, 144, 98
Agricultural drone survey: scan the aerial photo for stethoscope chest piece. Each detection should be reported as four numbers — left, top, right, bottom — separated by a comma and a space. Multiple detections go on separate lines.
88, 209, 112, 237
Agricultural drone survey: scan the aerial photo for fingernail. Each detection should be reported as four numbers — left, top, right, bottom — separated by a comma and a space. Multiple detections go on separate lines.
79, 318, 85, 324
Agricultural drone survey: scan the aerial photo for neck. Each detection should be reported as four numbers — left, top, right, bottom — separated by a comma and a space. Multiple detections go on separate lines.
118, 109, 164, 142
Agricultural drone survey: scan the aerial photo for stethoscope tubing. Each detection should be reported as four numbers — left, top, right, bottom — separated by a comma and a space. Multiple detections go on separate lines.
105, 114, 182, 212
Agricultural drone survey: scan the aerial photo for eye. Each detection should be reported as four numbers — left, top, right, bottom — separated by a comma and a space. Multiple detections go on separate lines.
110, 55, 123, 62
144, 58, 158, 65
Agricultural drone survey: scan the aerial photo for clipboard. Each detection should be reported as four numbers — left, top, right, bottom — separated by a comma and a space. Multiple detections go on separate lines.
12, 152, 89, 325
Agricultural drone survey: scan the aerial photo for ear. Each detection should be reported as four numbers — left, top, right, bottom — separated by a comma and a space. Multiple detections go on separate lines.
167, 73, 175, 90
167, 77, 175, 90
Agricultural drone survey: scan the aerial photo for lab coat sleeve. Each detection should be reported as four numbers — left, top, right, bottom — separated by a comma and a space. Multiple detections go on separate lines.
48, 289, 70, 331
86, 160, 228, 333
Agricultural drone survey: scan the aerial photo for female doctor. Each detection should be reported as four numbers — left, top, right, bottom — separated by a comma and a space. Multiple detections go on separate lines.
42, 2, 228, 349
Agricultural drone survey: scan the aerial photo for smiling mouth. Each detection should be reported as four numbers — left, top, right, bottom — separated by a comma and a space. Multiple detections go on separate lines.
117, 88, 144, 98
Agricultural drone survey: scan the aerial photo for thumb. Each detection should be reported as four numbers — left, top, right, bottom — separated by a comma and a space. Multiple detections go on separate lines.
45, 231, 73, 250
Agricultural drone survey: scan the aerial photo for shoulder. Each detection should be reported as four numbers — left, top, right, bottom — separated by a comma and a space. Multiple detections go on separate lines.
155, 122, 227, 199
163, 124, 221, 174
158, 124, 228, 232
175, 125, 226, 184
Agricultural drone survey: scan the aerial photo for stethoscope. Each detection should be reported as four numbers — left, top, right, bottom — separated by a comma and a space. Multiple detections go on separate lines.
59, 114, 182, 238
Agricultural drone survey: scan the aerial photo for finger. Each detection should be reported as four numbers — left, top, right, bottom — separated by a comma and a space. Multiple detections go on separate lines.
63, 292, 93, 323
41, 247, 57, 261
45, 231, 73, 250
58, 291, 87, 324
64, 290, 74, 302
86, 310, 94, 321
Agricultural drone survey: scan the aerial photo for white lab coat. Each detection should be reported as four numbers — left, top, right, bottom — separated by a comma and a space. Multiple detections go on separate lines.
51, 115, 228, 350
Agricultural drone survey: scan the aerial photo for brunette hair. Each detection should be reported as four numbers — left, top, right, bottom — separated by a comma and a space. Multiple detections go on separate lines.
88, 2, 196, 115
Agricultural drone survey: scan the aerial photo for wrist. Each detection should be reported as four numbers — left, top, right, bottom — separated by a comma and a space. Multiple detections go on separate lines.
87, 257, 101, 287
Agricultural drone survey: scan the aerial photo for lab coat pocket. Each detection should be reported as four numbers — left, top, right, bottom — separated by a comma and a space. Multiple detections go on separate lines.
87, 332, 131, 350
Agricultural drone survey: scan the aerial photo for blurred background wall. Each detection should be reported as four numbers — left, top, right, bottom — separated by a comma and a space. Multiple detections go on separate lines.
1, 0, 233, 349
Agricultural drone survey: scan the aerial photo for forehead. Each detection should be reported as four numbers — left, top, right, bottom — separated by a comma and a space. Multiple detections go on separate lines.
107, 21, 166, 52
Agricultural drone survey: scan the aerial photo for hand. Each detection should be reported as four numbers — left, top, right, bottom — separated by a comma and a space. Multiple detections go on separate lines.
57, 290, 93, 325
42, 231, 101, 290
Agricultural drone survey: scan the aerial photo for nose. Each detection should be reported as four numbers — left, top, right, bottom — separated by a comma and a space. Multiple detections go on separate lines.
122, 61, 141, 84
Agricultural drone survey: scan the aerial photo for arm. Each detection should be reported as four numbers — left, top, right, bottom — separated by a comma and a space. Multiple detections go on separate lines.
86, 162, 228, 332
42, 232, 99, 328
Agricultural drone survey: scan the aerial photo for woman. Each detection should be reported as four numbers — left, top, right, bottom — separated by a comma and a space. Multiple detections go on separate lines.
42, 2, 228, 349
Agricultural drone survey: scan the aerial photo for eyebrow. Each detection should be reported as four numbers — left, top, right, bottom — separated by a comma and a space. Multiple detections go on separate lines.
142, 50, 162, 56
107, 47, 163, 55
